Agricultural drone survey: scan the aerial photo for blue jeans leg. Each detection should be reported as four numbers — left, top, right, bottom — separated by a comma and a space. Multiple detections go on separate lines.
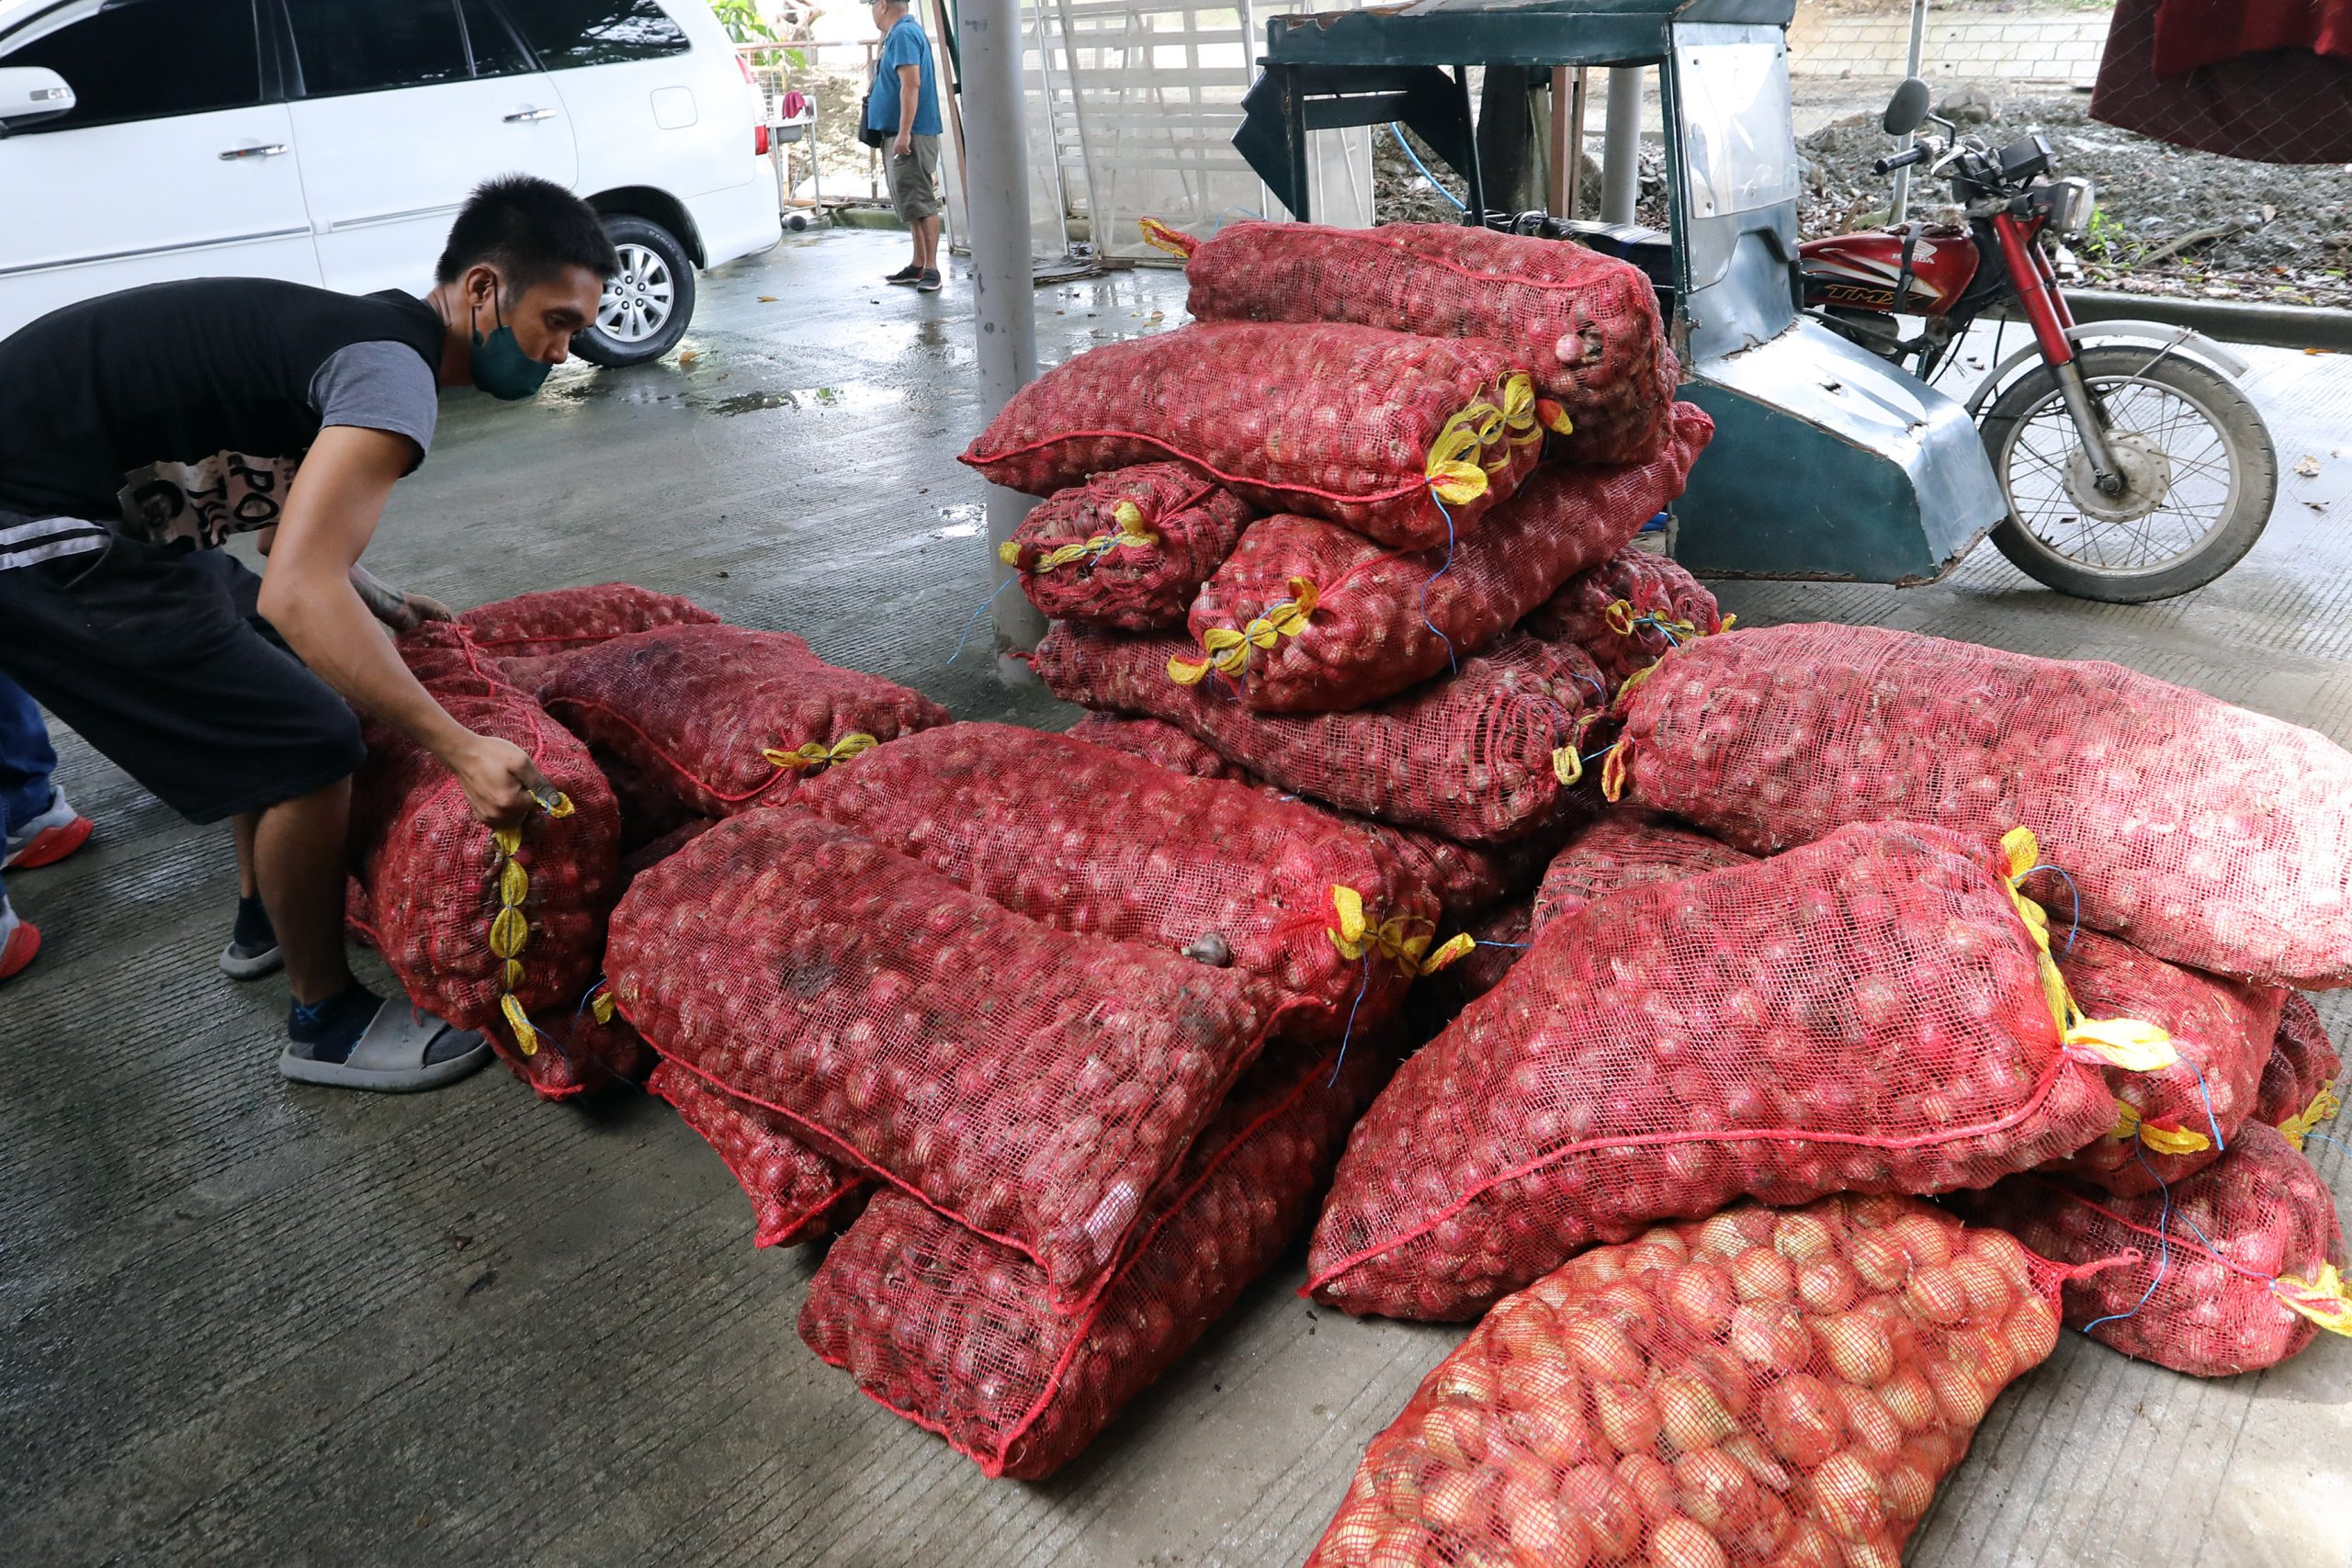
0, 673, 60, 830
1, 674, 62, 908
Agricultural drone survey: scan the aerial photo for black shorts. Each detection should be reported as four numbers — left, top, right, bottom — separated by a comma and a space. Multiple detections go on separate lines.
0, 528, 364, 824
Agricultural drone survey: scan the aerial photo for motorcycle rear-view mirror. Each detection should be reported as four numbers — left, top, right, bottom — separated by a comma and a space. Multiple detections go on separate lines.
1883, 77, 1931, 137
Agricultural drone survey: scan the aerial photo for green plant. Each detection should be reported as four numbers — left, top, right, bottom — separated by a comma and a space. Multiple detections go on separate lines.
712, 0, 804, 67
2080, 205, 2132, 265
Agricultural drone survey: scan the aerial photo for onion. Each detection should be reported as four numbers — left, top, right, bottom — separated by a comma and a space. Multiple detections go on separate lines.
1807, 1450, 1888, 1542
1647, 1515, 1732, 1568
1759, 1374, 1843, 1468
1594, 1379, 1666, 1458
1813, 1313, 1896, 1388
1560, 1462, 1646, 1558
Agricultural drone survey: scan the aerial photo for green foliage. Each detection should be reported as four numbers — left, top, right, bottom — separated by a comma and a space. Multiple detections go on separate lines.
2079, 205, 2132, 265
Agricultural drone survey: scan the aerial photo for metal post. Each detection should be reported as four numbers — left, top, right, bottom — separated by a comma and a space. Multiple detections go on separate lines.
1546, 67, 1570, 216
1891, 0, 1928, 221
962, 0, 1047, 670
1600, 64, 1644, 225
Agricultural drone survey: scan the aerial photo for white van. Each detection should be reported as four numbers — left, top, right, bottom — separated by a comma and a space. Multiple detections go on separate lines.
0, 0, 779, 364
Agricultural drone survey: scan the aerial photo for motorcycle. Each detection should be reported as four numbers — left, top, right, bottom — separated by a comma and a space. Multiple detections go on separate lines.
1799, 77, 2277, 602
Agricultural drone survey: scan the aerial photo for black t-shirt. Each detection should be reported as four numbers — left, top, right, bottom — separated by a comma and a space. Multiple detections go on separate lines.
0, 277, 446, 547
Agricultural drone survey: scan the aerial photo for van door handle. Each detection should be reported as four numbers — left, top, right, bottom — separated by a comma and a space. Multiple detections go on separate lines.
504, 107, 557, 123
218, 142, 288, 160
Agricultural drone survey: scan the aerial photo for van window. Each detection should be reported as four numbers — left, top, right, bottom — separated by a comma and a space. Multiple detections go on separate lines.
498, 0, 691, 70
460, 0, 536, 78
0, 0, 263, 131
287, 0, 471, 96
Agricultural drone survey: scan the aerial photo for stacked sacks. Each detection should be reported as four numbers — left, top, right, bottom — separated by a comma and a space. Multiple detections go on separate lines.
458, 582, 720, 686
1063, 712, 1558, 922
2257, 994, 2344, 1148
608, 807, 1277, 1308
964, 321, 1550, 548
1150, 218, 1680, 466
1306, 822, 2138, 1322
1001, 462, 1254, 630
1606, 621, 2352, 987
799, 1033, 1396, 1479
357, 622, 630, 1096
791, 722, 1439, 1043
1035, 626, 1603, 845
989, 226, 1701, 995
1180, 406, 1713, 712
1957, 1122, 2350, 1376
1525, 548, 1729, 697
536, 623, 950, 818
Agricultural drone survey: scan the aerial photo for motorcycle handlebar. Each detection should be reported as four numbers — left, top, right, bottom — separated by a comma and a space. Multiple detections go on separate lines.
1871, 144, 1930, 175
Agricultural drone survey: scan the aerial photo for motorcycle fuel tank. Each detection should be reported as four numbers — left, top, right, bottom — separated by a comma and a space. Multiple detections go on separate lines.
1799, 224, 1979, 315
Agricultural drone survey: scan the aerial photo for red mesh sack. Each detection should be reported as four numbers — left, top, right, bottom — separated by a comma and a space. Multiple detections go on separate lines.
1067, 713, 1552, 920
1304, 1195, 2073, 1568
1063, 712, 1241, 780
1527, 548, 1728, 696
1530, 808, 1756, 934
349, 626, 625, 1097
457, 582, 719, 686
1180, 406, 1712, 713
791, 722, 1437, 1042
1956, 1122, 2350, 1376
1307, 822, 2123, 1322
1157, 219, 1680, 467
607, 807, 1270, 1308
1608, 623, 2352, 987
2033, 930, 2285, 1195
2256, 993, 2343, 1150
798, 1035, 1392, 1479
536, 623, 950, 818
649, 1061, 868, 1247
1001, 462, 1253, 630
1032, 624, 1603, 844
963, 322, 1547, 550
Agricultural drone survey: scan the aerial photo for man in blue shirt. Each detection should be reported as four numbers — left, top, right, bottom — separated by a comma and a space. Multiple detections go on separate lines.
869, 0, 945, 292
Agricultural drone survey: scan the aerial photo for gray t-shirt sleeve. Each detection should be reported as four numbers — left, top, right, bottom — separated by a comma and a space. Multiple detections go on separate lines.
309, 340, 439, 471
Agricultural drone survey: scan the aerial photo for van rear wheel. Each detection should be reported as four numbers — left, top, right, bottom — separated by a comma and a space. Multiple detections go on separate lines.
574, 216, 695, 367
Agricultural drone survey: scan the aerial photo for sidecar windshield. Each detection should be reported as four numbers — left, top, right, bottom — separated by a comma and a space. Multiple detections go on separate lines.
1675, 26, 1801, 219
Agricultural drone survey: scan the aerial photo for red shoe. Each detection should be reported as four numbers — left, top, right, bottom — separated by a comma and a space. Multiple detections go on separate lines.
0, 911, 40, 983
3, 789, 93, 871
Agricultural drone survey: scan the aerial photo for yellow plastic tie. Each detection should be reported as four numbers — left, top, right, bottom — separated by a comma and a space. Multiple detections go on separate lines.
1326, 885, 1443, 976
764, 732, 880, 773
1535, 397, 1575, 436
1026, 502, 1162, 576
1552, 745, 1584, 787
1426, 406, 1498, 504
1500, 374, 1543, 447
1600, 742, 1628, 803
1137, 216, 1193, 257
489, 905, 530, 962
1603, 599, 1637, 637
2273, 1263, 2352, 1337
998, 539, 1023, 567
1172, 579, 1317, 685
1420, 931, 1477, 974
2278, 1086, 2342, 1150
502, 993, 541, 1058
2110, 1099, 2211, 1156
2001, 828, 2179, 1073
591, 990, 616, 1026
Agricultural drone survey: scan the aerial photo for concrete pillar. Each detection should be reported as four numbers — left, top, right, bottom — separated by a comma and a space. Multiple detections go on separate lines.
960, 0, 1047, 673
1600, 65, 1644, 226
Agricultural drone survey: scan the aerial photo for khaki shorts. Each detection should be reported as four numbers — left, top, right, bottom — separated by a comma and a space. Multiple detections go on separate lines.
888, 135, 943, 223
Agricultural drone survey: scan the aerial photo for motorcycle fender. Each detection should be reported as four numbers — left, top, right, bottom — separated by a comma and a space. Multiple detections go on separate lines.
1963, 321, 2251, 416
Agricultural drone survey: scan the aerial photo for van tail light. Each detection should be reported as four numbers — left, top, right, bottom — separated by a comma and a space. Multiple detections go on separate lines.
736, 51, 769, 156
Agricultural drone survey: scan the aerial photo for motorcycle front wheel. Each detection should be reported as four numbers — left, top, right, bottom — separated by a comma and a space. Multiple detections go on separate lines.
1979, 344, 2277, 603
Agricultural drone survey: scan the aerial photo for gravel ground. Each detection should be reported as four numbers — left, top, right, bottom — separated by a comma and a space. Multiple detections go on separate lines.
1373, 85, 2349, 310
1800, 94, 2352, 308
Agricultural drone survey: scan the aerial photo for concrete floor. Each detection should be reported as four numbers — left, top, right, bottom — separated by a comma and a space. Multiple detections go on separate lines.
2, 229, 2346, 1568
